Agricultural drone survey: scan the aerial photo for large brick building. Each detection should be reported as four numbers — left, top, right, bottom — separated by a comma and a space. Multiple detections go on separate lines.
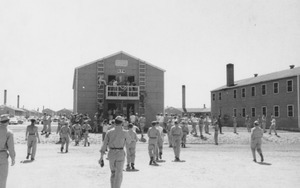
73, 51, 165, 126
211, 64, 300, 130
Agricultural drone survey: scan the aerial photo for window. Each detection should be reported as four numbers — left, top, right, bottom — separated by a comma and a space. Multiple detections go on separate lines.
262, 106, 267, 116
251, 108, 256, 117
273, 82, 279, 94
233, 90, 237, 99
212, 93, 215, 101
274, 105, 280, 117
241, 88, 246, 98
219, 92, 222, 100
287, 105, 294, 117
242, 108, 246, 117
261, 84, 266, 95
233, 108, 237, 117
287, 80, 293, 92
251, 86, 256, 96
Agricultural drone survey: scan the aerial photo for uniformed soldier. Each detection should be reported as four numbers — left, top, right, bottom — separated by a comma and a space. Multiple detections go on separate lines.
138, 114, 146, 138
261, 114, 267, 133
82, 120, 92, 147
166, 119, 173, 147
190, 114, 198, 136
60, 121, 71, 153
204, 114, 210, 135
245, 115, 251, 133
198, 116, 204, 138
147, 121, 160, 165
73, 120, 82, 146
181, 121, 189, 148
99, 116, 131, 188
232, 115, 237, 134
45, 115, 52, 137
0, 115, 16, 188
155, 121, 164, 160
250, 121, 264, 162
269, 115, 278, 136
101, 119, 109, 141
25, 118, 41, 160
212, 116, 219, 145
125, 123, 138, 170
41, 113, 48, 135
170, 121, 183, 161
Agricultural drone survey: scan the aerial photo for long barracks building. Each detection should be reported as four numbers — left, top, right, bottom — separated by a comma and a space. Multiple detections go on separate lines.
211, 64, 300, 130
73, 51, 165, 126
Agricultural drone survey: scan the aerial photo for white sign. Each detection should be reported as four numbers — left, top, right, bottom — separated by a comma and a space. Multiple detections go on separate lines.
117, 69, 126, 74
115, 60, 128, 67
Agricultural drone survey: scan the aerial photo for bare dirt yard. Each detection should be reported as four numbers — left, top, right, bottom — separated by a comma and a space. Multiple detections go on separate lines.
6, 124, 300, 188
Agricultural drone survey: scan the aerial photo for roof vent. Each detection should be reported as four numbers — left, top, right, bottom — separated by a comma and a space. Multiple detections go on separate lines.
290, 65, 295, 69
254, 73, 258, 77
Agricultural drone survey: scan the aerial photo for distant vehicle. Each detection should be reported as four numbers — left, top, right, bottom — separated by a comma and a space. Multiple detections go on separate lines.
9, 117, 18, 125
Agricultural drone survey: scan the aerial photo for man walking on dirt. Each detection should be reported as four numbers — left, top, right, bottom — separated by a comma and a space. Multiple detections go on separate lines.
250, 121, 264, 162
99, 116, 131, 188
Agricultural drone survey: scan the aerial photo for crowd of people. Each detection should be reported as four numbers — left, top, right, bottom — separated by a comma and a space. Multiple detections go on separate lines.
0, 111, 279, 188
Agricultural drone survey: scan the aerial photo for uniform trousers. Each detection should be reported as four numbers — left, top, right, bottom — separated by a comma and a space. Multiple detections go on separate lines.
148, 138, 157, 158
126, 143, 136, 164
172, 136, 181, 158
108, 149, 125, 188
61, 135, 69, 151
0, 152, 8, 188
27, 135, 37, 158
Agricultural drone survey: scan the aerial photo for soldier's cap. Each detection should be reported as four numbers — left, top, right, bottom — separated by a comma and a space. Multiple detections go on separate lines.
254, 121, 259, 126
151, 121, 157, 125
0, 114, 10, 123
30, 118, 36, 122
174, 121, 178, 124
128, 123, 134, 128
115, 116, 124, 124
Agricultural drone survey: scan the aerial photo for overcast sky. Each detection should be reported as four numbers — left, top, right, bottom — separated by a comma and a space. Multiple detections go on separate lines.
1, 0, 299, 111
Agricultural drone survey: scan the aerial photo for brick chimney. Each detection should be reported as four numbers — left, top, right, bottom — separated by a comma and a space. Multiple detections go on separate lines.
4, 90, 7, 105
182, 85, 187, 113
226, 64, 234, 86
290, 65, 295, 69
17, 95, 20, 108
254, 73, 258, 77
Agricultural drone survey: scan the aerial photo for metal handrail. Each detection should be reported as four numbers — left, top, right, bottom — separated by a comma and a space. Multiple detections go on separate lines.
106, 85, 139, 98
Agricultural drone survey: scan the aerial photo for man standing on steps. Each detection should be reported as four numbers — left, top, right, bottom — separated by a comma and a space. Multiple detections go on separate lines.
99, 116, 131, 188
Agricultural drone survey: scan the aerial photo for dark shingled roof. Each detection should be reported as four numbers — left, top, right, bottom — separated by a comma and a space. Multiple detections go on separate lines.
212, 66, 300, 92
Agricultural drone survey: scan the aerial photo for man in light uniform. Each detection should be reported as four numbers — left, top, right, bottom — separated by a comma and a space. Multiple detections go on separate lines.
41, 113, 48, 135
269, 115, 278, 136
250, 121, 264, 162
99, 116, 131, 188
138, 114, 146, 139
261, 114, 267, 133
170, 121, 183, 161
155, 121, 164, 160
25, 118, 40, 160
147, 121, 160, 165
60, 121, 71, 153
125, 123, 138, 170
0, 115, 16, 188
190, 114, 198, 136
232, 115, 238, 134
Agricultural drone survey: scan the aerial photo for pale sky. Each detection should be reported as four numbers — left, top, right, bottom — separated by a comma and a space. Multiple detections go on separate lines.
1, 0, 300, 111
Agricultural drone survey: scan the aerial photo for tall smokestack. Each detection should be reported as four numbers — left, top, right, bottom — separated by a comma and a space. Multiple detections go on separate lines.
182, 85, 187, 113
4, 90, 7, 105
17, 95, 20, 108
226, 64, 234, 87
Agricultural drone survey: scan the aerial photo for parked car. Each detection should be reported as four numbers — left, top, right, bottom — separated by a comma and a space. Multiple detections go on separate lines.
9, 117, 18, 125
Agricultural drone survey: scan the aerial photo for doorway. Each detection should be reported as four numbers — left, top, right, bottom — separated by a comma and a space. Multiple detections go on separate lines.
127, 103, 135, 120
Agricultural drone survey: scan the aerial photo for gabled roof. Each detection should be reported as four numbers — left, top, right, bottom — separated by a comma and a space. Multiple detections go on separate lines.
75, 51, 166, 72
165, 106, 211, 113
0, 105, 25, 112
212, 66, 300, 91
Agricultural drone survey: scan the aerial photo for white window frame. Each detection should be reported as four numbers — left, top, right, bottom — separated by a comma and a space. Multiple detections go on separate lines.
251, 86, 256, 97
287, 104, 294, 117
274, 105, 280, 117
251, 107, 256, 117
262, 106, 267, 116
273, 82, 279, 94
261, 84, 267, 96
233, 108, 237, 117
287, 80, 293, 93
241, 88, 246, 98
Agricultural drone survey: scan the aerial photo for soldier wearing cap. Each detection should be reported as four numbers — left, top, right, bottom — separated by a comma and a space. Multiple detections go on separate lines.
180, 121, 189, 148
125, 123, 138, 170
170, 121, 183, 161
147, 121, 160, 165
25, 118, 40, 160
0, 115, 16, 188
41, 113, 48, 135
82, 120, 92, 147
60, 121, 71, 153
269, 115, 278, 136
99, 116, 131, 188
250, 121, 264, 162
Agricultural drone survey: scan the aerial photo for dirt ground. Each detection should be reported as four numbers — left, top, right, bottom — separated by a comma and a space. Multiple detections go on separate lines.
6, 124, 300, 188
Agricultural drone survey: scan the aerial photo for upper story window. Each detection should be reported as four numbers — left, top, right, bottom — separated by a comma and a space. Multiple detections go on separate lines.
287, 80, 293, 92
251, 86, 256, 97
274, 105, 280, 117
219, 92, 222, 100
273, 82, 279, 94
233, 90, 237, 99
261, 84, 267, 96
212, 93, 216, 101
241, 88, 246, 98
287, 105, 294, 117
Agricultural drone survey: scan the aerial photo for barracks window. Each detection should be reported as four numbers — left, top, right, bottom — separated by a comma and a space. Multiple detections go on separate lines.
262, 106, 267, 116
233, 108, 237, 117
273, 82, 279, 94
251, 108, 256, 117
274, 105, 280, 117
242, 108, 246, 117
287, 80, 293, 92
261, 84, 266, 96
287, 105, 294, 117
241, 88, 246, 98
251, 86, 256, 97
212, 93, 215, 101
219, 92, 222, 100
233, 89, 237, 99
